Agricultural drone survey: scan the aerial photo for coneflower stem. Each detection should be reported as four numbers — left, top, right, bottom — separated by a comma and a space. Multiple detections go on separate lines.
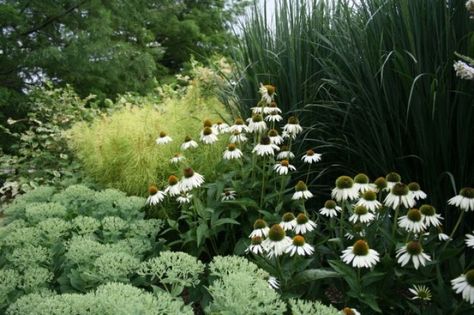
391, 201, 401, 242
450, 210, 465, 239
305, 163, 312, 184
278, 175, 285, 205
260, 156, 267, 209
339, 201, 346, 240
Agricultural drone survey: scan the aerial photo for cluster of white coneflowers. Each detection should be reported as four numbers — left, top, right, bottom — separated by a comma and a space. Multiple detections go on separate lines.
320, 171, 474, 304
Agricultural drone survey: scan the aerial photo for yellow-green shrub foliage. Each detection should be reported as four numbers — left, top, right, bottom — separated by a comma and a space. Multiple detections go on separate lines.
68, 83, 231, 196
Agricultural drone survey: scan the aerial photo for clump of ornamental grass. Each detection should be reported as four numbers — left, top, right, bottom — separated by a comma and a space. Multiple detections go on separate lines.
68, 83, 231, 196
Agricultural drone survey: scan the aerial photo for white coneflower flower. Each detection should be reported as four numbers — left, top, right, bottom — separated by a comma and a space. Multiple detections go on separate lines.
200, 127, 218, 144
292, 181, 313, 200
249, 219, 270, 238
229, 130, 248, 144
156, 131, 172, 145
353, 173, 376, 193
341, 240, 380, 268
385, 172, 401, 191
331, 176, 360, 202
223, 143, 243, 160
408, 182, 427, 201
374, 177, 388, 193
283, 116, 303, 138
398, 208, 426, 233
301, 149, 322, 164
268, 129, 284, 145
181, 136, 198, 150
349, 205, 375, 224
454, 61, 474, 80
438, 232, 450, 241
229, 118, 250, 133
419, 204, 443, 228
265, 112, 283, 122
345, 224, 366, 241
279, 212, 297, 231
252, 136, 279, 157
451, 270, 474, 304
176, 192, 192, 204
146, 185, 166, 206
259, 83, 276, 104
179, 167, 204, 191
356, 190, 382, 213
268, 276, 280, 289
448, 187, 474, 212
294, 213, 317, 234
221, 190, 236, 201
396, 240, 431, 270
250, 100, 267, 115
409, 285, 432, 301
264, 101, 282, 114
245, 236, 264, 255
341, 307, 361, 315
247, 114, 267, 134
276, 145, 295, 160
465, 232, 474, 248
285, 235, 314, 256
262, 224, 292, 258
164, 175, 181, 197
319, 200, 342, 218
273, 159, 296, 175
170, 153, 186, 164
212, 121, 230, 134
384, 183, 415, 209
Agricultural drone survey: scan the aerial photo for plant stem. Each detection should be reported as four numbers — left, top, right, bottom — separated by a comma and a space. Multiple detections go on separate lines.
449, 210, 465, 240
339, 200, 346, 240
260, 156, 267, 209
391, 200, 401, 241
305, 162, 312, 185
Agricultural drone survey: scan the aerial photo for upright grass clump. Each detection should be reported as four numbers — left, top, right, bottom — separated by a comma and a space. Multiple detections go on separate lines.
68, 82, 231, 196
232, 0, 474, 219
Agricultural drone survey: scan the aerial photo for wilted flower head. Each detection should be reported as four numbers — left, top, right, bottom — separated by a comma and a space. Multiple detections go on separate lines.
259, 83, 276, 104
454, 61, 474, 80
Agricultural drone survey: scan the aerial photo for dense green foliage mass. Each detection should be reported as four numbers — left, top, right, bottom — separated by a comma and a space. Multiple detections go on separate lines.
0, 0, 247, 99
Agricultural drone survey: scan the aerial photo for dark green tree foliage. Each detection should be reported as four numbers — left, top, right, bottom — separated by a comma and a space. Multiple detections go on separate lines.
0, 0, 246, 99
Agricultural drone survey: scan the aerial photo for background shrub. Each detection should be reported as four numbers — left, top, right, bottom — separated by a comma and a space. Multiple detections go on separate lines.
68, 72, 232, 196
